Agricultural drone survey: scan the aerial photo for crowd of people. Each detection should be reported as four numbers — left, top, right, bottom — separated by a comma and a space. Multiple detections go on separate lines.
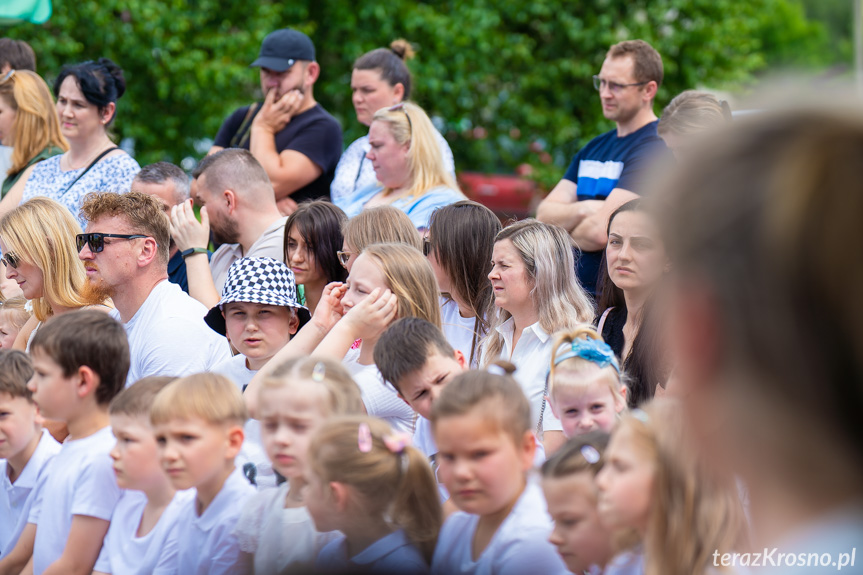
0, 27, 859, 575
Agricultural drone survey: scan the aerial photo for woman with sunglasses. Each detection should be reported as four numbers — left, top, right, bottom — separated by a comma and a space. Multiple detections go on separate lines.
331, 40, 455, 208
1, 58, 139, 228
0, 70, 67, 201
338, 102, 464, 230
282, 200, 348, 316
0, 197, 110, 350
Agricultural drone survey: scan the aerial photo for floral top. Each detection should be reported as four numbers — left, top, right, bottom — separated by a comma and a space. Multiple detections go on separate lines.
22, 152, 140, 229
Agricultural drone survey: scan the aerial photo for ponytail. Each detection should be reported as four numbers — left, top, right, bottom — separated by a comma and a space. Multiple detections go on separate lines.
391, 445, 442, 562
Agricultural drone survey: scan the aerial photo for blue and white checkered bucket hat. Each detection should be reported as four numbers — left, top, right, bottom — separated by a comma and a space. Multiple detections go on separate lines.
204, 256, 311, 336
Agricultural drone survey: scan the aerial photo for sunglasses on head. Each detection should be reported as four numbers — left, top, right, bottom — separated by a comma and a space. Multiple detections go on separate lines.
76, 233, 149, 253
389, 102, 413, 138
0, 251, 19, 269
0, 69, 15, 86
336, 250, 353, 268
422, 237, 432, 257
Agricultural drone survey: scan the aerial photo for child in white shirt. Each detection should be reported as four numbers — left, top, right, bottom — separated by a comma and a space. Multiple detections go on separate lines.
0, 350, 60, 557
93, 376, 193, 575
151, 372, 256, 575
430, 365, 569, 575
0, 311, 127, 575
234, 357, 364, 573
306, 415, 442, 574
205, 256, 310, 488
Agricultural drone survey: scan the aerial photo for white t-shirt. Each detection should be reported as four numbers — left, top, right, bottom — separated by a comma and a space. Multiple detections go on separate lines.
212, 353, 254, 392
209, 217, 288, 294
175, 467, 255, 575
440, 297, 483, 367
495, 318, 562, 434
93, 489, 194, 575
343, 346, 416, 435
0, 430, 61, 554
316, 529, 429, 574
30, 426, 121, 575
112, 279, 231, 387
431, 478, 568, 575
234, 481, 340, 574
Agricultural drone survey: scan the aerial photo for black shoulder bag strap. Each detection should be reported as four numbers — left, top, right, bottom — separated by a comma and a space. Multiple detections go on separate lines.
230, 103, 260, 149
61, 146, 120, 195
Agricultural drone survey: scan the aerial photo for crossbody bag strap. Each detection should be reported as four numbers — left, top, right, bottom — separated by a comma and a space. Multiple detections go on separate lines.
61, 146, 119, 195
597, 306, 614, 336
231, 102, 260, 149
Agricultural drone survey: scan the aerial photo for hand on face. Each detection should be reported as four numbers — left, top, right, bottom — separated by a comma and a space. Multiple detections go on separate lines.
254, 87, 304, 134
170, 199, 210, 252
341, 287, 398, 340
311, 281, 348, 333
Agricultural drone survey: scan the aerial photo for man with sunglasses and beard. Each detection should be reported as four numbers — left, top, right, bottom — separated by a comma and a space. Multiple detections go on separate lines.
77, 190, 230, 387
208, 28, 342, 214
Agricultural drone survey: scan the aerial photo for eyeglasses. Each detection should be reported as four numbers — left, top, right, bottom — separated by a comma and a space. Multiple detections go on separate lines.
592, 75, 648, 94
0, 70, 15, 86
389, 103, 413, 139
0, 251, 19, 269
336, 250, 353, 269
76, 233, 149, 253
422, 237, 432, 257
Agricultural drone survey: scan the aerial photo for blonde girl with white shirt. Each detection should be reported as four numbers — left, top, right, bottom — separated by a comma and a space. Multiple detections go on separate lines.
234, 357, 366, 574
479, 219, 594, 453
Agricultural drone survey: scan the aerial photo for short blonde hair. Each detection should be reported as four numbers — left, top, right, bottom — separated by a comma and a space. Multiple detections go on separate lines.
549, 326, 627, 411
262, 356, 365, 416
342, 206, 422, 253
0, 295, 30, 332
0, 198, 94, 321
80, 191, 170, 265
151, 372, 247, 427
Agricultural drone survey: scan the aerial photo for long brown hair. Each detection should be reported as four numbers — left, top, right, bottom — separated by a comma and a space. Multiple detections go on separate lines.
428, 200, 501, 364
308, 415, 442, 562
0, 70, 67, 176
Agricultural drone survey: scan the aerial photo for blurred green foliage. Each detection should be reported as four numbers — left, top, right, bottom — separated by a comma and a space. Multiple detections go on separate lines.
2, 0, 846, 188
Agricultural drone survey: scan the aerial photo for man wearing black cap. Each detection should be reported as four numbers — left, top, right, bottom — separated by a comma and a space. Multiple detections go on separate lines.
210, 28, 342, 213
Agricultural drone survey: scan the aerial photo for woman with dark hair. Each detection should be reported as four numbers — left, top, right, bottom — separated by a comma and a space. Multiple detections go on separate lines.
596, 199, 670, 406
331, 40, 454, 206
426, 200, 501, 365
283, 200, 348, 316
15, 58, 139, 227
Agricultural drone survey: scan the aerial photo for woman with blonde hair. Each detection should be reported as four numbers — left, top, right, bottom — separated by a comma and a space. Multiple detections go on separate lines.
339, 205, 421, 272
338, 102, 464, 230
481, 219, 595, 453
0, 70, 67, 199
0, 197, 109, 349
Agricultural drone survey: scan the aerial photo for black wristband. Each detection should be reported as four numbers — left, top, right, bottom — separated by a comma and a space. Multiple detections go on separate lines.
181, 247, 208, 259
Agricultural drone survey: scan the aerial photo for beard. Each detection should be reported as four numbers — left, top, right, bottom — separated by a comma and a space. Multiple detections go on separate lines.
211, 215, 240, 246
81, 275, 115, 306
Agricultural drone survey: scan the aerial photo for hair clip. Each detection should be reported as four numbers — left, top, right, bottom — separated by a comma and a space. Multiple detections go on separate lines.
554, 338, 620, 373
358, 423, 373, 453
580, 445, 601, 464
487, 364, 506, 376
382, 432, 411, 454
312, 362, 326, 382
631, 408, 650, 424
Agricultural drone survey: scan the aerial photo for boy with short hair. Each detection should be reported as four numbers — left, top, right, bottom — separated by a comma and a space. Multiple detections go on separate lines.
0, 350, 60, 558
374, 317, 467, 459
92, 376, 193, 575
13, 310, 127, 575
151, 372, 255, 575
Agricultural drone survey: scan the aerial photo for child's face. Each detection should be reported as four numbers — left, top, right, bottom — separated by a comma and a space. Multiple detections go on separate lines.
154, 416, 240, 492
223, 302, 297, 370
0, 392, 39, 460
110, 413, 164, 491
258, 380, 328, 479
552, 376, 624, 438
341, 253, 388, 312
285, 225, 324, 287
543, 473, 614, 574
0, 312, 19, 349
434, 409, 535, 517
595, 424, 655, 534
398, 351, 466, 420
28, 349, 78, 421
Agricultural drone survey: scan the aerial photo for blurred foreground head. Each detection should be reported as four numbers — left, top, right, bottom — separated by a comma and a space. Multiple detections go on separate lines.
658, 101, 863, 544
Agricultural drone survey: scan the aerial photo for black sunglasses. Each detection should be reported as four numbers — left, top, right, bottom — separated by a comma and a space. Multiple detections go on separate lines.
422, 237, 432, 257
0, 251, 19, 269
76, 233, 148, 253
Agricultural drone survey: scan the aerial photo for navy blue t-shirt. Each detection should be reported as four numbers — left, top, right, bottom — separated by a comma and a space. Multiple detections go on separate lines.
562, 121, 666, 295
213, 103, 343, 203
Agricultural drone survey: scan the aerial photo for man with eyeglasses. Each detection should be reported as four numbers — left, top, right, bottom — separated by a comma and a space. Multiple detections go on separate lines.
77, 190, 230, 387
208, 28, 342, 214
537, 40, 667, 296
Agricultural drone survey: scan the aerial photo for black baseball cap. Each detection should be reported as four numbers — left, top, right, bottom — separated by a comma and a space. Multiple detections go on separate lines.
250, 28, 316, 72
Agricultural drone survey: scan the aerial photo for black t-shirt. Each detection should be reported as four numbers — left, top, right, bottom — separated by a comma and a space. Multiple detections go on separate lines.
213, 103, 343, 203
